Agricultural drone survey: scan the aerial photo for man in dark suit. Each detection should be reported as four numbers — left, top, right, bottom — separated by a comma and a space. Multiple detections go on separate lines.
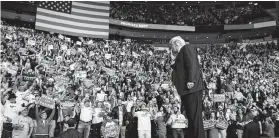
59, 118, 82, 138
170, 36, 206, 138
242, 111, 261, 138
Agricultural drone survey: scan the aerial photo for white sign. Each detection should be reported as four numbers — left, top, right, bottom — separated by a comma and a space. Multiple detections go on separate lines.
105, 54, 111, 59
75, 71, 87, 78
213, 94, 226, 102
65, 37, 71, 42
61, 45, 67, 50
76, 41, 82, 45
48, 45, 54, 50
88, 40, 93, 45
28, 40, 36, 46
58, 34, 64, 39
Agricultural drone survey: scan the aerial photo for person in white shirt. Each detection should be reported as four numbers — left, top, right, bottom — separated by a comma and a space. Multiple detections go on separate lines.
92, 101, 105, 138
167, 106, 187, 138
96, 90, 107, 102
12, 107, 34, 138
233, 87, 245, 102
133, 103, 152, 138
2, 90, 25, 138
0, 88, 13, 137
77, 97, 94, 138
15, 79, 36, 106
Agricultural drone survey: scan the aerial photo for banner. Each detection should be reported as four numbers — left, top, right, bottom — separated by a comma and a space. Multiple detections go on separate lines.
75, 71, 87, 78
48, 45, 54, 50
58, 34, 64, 39
105, 54, 111, 59
5, 34, 12, 40
127, 61, 132, 67
83, 79, 94, 88
61, 45, 67, 50
110, 19, 195, 31
39, 94, 55, 109
161, 83, 169, 89
65, 37, 71, 42
60, 100, 75, 108
204, 120, 216, 130
28, 40, 36, 46
102, 67, 116, 76
76, 41, 82, 45
18, 48, 28, 55
22, 71, 36, 81
41, 59, 53, 67
213, 94, 226, 102
88, 40, 93, 45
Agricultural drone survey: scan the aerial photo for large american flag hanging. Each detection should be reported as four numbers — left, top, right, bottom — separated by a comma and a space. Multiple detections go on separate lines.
35, 1, 109, 39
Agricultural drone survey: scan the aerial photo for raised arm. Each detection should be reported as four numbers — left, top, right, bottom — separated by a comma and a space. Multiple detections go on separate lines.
1, 88, 12, 105
35, 104, 40, 121
47, 107, 56, 122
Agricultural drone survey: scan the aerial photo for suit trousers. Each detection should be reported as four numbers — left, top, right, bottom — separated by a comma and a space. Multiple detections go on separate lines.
181, 91, 205, 138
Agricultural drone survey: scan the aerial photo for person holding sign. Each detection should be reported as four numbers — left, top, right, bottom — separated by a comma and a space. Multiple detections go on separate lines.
167, 106, 187, 138
101, 113, 120, 138
77, 98, 94, 138
170, 36, 206, 138
34, 100, 56, 138
132, 103, 153, 138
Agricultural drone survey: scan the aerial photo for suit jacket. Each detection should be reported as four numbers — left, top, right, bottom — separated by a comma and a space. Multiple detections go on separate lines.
59, 128, 82, 138
111, 105, 128, 126
172, 45, 206, 96
242, 121, 260, 138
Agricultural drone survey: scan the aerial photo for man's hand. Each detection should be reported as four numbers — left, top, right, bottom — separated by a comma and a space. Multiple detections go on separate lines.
187, 82, 194, 89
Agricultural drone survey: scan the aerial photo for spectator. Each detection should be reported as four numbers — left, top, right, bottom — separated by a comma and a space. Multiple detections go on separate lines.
59, 118, 82, 138
167, 106, 187, 138
133, 103, 152, 138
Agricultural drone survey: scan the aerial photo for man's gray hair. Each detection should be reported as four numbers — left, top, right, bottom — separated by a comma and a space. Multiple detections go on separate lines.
169, 36, 186, 47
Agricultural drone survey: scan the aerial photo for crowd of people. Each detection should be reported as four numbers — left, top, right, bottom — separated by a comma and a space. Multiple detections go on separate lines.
110, 2, 218, 26
110, 2, 270, 25
209, 4, 269, 24
1, 20, 279, 138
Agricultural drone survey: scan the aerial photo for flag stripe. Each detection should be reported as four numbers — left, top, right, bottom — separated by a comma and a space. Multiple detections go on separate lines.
36, 19, 109, 33
36, 22, 108, 36
79, 1, 110, 6
37, 8, 109, 23
72, 8, 109, 17
37, 11, 109, 26
71, 11, 109, 19
36, 25, 108, 39
73, 2, 109, 11
72, 5, 109, 13
36, 14, 109, 30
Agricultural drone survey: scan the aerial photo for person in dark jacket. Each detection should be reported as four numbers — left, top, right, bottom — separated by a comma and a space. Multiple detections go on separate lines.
242, 111, 260, 138
111, 99, 128, 138
59, 118, 82, 138
170, 36, 206, 138
227, 114, 238, 138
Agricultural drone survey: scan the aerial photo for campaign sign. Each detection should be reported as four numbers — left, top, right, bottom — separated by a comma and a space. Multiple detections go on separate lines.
105, 54, 111, 59
203, 120, 215, 130
213, 94, 226, 102
60, 100, 75, 109
75, 71, 87, 78
39, 94, 55, 109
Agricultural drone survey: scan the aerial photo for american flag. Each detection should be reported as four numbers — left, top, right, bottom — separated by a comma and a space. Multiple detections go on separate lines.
36, 1, 109, 39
